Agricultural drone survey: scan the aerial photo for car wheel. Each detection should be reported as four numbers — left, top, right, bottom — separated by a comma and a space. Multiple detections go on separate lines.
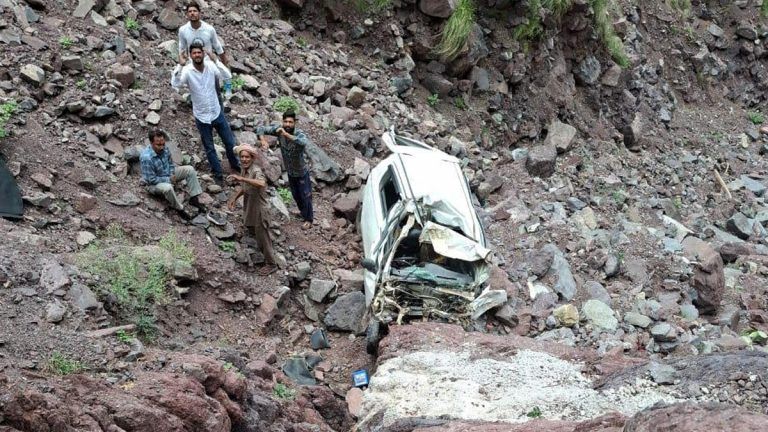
365, 319, 388, 356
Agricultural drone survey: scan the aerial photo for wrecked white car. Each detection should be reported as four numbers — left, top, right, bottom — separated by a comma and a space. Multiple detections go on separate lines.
359, 129, 506, 354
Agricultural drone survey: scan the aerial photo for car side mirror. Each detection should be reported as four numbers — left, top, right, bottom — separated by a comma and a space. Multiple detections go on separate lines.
361, 258, 377, 273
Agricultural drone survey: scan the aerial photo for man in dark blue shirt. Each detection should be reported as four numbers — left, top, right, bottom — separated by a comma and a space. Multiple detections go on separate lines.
140, 129, 206, 218
256, 111, 313, 229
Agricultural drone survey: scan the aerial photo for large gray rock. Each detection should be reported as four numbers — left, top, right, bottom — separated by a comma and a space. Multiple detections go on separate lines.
73, 0, 95, 18
332, 191, 361, 221
305, 141, 343, 183
324, 291, 367, 334
307, 279, 336, 303
623, 112, 644, 150
582, 299, 618, 331
543, 244, 577, 301
544, 120, 577, 154
41, 259, 70, 293
346, 86, 366, 108
421, 74, 454, 96
525, 145, 557, 178
108, 64, 135, 88
157, 6, 184, 30
418, 0, 456, 18
61, 56, 84, 72
574, 55, 601, 85
20, 64, 45, 86
70, 283, 101, 311
726, 212, 757, 240
46, 301, 67, 323
133, 1, 156, 15
681, 237, 724, 315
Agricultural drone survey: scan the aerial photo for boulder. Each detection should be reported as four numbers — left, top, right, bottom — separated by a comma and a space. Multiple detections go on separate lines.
323, 291, 366, 334
20, 64, 45, 86
624, 402, 768, 431
681, 237, 724, 315
61, 56, 84, 72
157, 6, 184, 30
419, 0, 457, 18
332, 191, 361, 221
582, 299, 618, 331
346, 86, 366, 108
574, 55, 601, 85
525, 145, 557, 178
543, 120, 577, 154
307, 279, 336, 303
108, 64, 135, 88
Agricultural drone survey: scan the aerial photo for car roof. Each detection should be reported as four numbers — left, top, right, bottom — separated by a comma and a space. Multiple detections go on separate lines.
376, 130, 482, 241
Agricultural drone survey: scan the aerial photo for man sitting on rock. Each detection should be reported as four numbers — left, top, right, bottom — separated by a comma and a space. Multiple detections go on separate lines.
140, 129, 207, 219
256, 111, 314, 229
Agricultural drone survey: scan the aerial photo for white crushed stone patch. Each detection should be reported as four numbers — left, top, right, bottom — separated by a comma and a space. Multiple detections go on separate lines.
360, 350, 683, 426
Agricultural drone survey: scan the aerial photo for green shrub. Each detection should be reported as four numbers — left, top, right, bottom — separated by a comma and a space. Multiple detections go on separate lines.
0, 101, 17, 138
59, 36, 74, 49
278, 187, 292, 204
526, 406, 542, 418
433, 0, 476, 61
763, 0, 768, 17
231, 75, 246, 91
273, 383, 296, 400
427, 94, 440, 107
453, 96, 467, 110
125, 17, 141, 31
218, 241, 236, 253
49, 353, 84, 375
353, 0, 391, 14
748, 111, 764, 125
273, 96, 300, 114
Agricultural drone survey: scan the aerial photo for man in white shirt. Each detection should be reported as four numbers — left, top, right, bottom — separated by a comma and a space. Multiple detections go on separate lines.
178, 1, 228, 67
171, 41, 240, 183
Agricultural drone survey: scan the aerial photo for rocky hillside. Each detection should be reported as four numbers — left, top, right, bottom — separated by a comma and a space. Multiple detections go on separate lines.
2, 0, 768, 430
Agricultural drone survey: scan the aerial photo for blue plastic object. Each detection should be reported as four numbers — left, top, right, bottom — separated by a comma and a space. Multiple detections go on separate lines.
352, 369, 369, 387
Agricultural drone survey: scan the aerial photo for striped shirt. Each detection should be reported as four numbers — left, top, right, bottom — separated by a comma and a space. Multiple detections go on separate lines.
139, 145, 175, 185
256, 125, 310, 177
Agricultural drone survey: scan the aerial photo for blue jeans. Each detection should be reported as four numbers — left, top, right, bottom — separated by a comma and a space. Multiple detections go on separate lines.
194, 111, 240, 179
288, 171, 313, 222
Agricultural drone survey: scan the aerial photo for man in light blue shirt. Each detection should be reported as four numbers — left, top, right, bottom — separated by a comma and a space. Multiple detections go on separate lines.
140, 129, 205, 219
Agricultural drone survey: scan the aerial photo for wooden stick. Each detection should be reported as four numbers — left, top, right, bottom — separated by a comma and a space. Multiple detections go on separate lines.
714, 169, 732, 200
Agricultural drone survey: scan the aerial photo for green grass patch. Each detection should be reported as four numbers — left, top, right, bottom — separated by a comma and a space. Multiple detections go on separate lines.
59, 36, 74, 49
453, 96, 467, 110
125, 17, 141, 31
76, 79, 87, 90
748, 111, 764, 125
231, 75, 246, 91
353, 0, 391, 14
49, 353, 84, 375
277, 187, 292, 204
526, 406, 542, 418
218, 241, 236, 253
159, 229, 194, 266
0, 100, 17, 138
427, 94, 440, 107
763, 0, 768, 17
116, 329, 134, 343
273, 96, 300, 114
433, 0, 476, 62
273, 382, 296, 400
296, 36, 308, 48
77, 228, 194, 341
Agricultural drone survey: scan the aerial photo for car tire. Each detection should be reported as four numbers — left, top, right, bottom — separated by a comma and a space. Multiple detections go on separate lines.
365, 319, 388, 356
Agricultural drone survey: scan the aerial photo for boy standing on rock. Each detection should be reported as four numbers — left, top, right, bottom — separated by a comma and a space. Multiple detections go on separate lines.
171, 40, 240, 184
256, 111, 314, 229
